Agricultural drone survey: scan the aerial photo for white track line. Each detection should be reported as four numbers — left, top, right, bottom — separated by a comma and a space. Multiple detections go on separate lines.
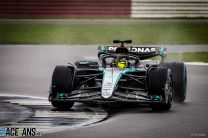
185, 62, 208, 66
0, 93, 108, 133
0, 93, 48, 100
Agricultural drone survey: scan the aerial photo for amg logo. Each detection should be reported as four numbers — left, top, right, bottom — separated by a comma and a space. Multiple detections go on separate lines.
108, 47, 156, 53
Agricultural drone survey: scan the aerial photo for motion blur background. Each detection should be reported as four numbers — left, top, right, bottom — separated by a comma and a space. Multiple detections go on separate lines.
0, 1, 208, 138
0, 0, 208, 62
0, 0, 208, 18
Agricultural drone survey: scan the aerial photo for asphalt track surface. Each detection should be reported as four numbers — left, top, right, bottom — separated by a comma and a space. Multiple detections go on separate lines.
0, 45, 208, 138
0, 94, 107, 134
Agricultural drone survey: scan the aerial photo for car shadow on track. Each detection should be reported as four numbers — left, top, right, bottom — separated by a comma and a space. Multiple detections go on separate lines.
85, 103, 175, 118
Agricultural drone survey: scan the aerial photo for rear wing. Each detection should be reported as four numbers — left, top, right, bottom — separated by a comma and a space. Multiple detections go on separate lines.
98, 45, 167, 59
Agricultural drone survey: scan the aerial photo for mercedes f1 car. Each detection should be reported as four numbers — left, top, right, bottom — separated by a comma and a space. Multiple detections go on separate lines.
49, 40, 187, 110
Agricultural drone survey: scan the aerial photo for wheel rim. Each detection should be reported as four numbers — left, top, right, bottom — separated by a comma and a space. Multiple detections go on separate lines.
164, 76, 173, 104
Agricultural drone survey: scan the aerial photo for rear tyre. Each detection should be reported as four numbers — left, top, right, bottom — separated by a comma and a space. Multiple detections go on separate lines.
160, 62, 187, 102
148, 67, 173, 110
50, 65, 74, 110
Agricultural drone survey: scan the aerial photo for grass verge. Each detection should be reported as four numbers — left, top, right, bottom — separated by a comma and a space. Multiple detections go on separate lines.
0, 23, 208, 44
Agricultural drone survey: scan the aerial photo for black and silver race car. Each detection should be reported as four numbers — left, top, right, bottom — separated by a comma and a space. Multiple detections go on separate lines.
49, 40, 187, 110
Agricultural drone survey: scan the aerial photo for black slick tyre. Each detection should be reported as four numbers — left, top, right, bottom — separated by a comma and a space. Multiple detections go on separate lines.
160, 62, 187, 102
50, 65, 74, 110
148, 67, 173, 110
51, 101, 74, 110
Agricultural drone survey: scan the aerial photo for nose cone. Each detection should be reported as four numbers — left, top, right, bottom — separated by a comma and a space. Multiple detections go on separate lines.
102, 82, 114, 98
101, 68, 122, 98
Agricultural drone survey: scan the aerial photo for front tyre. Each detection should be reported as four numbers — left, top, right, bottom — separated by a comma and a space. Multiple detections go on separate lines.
51, 101, 74, 110
160, 62, 187, 102
49, 65, 75, 110
148, 67, 173, 110
150, 93, 173, 111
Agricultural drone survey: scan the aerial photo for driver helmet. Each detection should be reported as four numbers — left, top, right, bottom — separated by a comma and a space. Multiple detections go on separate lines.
117, 58, 128, 68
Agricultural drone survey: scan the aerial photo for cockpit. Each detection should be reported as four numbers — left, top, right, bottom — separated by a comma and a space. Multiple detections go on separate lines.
100, 54, 140, 68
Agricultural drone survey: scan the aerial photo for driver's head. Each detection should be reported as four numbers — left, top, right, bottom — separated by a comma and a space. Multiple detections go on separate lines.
117, 58, 127, 68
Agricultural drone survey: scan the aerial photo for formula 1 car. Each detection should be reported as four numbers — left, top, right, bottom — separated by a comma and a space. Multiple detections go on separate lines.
49, 40, 187, 110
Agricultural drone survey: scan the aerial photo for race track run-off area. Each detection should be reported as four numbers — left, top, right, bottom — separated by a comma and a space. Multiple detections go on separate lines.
0, 45, 207, 138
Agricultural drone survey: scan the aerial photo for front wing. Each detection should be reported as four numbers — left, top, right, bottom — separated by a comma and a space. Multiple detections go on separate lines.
50, 90, 165, 104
